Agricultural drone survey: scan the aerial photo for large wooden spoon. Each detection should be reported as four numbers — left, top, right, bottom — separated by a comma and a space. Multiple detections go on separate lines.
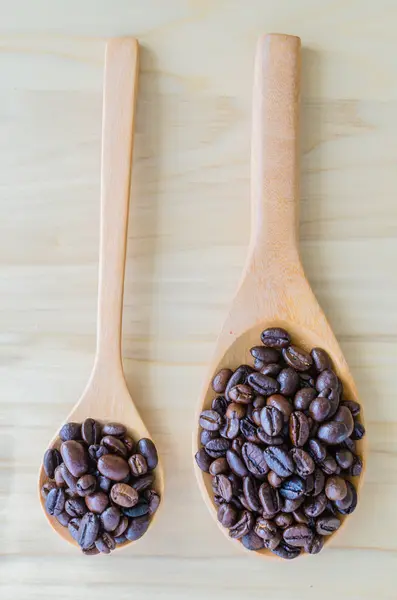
193, 34, 365, 556
38, 38, 164, 549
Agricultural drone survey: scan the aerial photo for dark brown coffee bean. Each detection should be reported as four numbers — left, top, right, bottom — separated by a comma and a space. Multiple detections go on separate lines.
102, 422, 126, 438
65, 497, 87, 517
247, 372, 279, 396
242, 442, 269, 477
143, 489, 160, 515
218, 503, 238, 527
58, 463, 78, 494
294, 388, 317, 411
81, 418, 101, 446
250, 346, 280, 364
321, 454, 339, 475
280, 476, 305, 500
316, 369, 338, 392
206, 438, 231, 458
59, 422, 82, 442
272, 541, 301, 559
263, 446, 294, 477
289, 412, 310, 447
212, 396, 228, 416
226, 402, 245, 420
335, 480, 357, 514
242, 530, 265, 550
128, 453, 148, 476
342, 437, 357, 453
76, 474, 96, 497
308, 416, 319, 438
123, 501, 150, 518
325, 476, 348, 501
54, 465, 66, 488
312, 467, 325, 496
306, 534, 325, 554
351, 420, 366, 440
242, 477, 260, 511
318, 421, 350, 445
82, 545, 100, 556
95, 532, 115, 554
226, 449, 249, 477
220, 418, 240, 440
225, 365, 253, 400
304, 492, 327, 518
56, 511, 71, 526
114, 534, 127, 545
228, 472, 242, 494
131, 474, 154, 492
304, 473, 314, 495
88, 444, 108, 460
260, 363, 282, 377
122, 435, 135, 453
316, 515, 341, 535
254, 518, 281, 549
97, 454, 130, 481
277, 368, 300, 396
199, 410, 223, 431
68, 517, 81, 541
85, 491, 109, 514
259, 482, 281, 517
101, 435, 127, 458
261, 327, 291, 349
335, 449, 354, 470
111, 483, 139, 508
341, 400, 361, 416
45, 487, 66, 516
60, 441, 89, 478
309, 397, 331, 422
239, 418, 259, 442
266, 394, 292, 423
267, 470, 284, 488
41, 481, 57, 499
43, 448, 62, 479
97, 475, 111, 493
200, 430, 218, 446
334, 405, 354, 436
209, 457, 229, 476
229, 510, 254, 539
100, 506, 121, 532
282, 345, 312, 372
311, 348, 332, 372
113, 515, 129, 537
78, 512, 100, 549
290, 448, 314, 477
308, 438, 327, 464
214, 474, 233, 502
212, 368, 233, 393
252, 407, 261, 426
274, 512, 293, 528
229, 384, 254, 404
283, 524, 313, 547
281, 496, 304, 513
260, 406, 283, 437
231, 437, 244, 455
349, 456, 363, 477
257, 428, 284, 445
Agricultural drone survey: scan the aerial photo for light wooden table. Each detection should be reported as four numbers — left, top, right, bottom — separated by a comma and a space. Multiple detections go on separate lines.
1, 1, 396, 599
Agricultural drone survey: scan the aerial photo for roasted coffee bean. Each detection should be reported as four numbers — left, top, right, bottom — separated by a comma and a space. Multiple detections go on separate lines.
311, 348, 332, 372
123, 501, 150, 518
335, 481, 357, 514
313, 468, 325, 496
206, 438, 231, 459
242, 477, 261, 511
239, 418, 259, 443
290, 449, 314, 478
250, 346, 280, 364
85, 491, 109, 514
260, 406, 283, 437
122, 436, 135, 454
212, 396, 228, 416
282, 345, 312, 372
97, 455, 130, 481
309, 397, 331, 422
283, 524, 313, 547
334, 406, 354, 435
231, 496, 244, 510
242, 443, 269, 477
56, 511, 71, 527
282, 496, 304, 513
335, 449, 354, 470
218, 503, 238, 527
259, 482, 281, 517
59, 422, 82, 442
65, 497, 87, 517
59, 464, 78, 494
95, 532, 116, 554
308, 438, 327, 464
200, 430, 219, 446
261, 327, 291, 349
199, 409, 223, 431
242, 530, 265, 551
43, 448, 62, 479
226, 449, 249, 477
316, 369, 338, 392
228, 472, 242, 494
54, 465, 66, 488
101, 435, 127, 457
278, 368, 300, 396
125, 515, 150, 541
280, 476, 305, 500
209, 457, 229, 476
78, 512, 100, 549
231, 437, 244, 455
111, 483, 139, 508
76, 474, 96, 497
289, 412, 310, 447
83, 545, 100, 556
68, 517, 81, 541
272, 541, 301, 559
294, 388, 317, 411
41, 481, 57, 499
81, 419, 101, 446
102, 422, 126, 438
229, 384, 254, 404
349, 456, 363, 477
113, 515, 129, 538
266, 394, 292, 423
351, 421, 366, 440
220, 418, 240, 440
305, 534, 325, 555
274, 512, 293, 528
316, 515, 341, 535
342, 437, 357, 453
260, 363, 282, 377
268, 470, 284, 488
304, 473, 314, 495
143, 489, 160, 516
318, 421, 350, 445
325, 476, 348, 501
252, 407, 261, 426
88, 444, 108, 460
225, 365, 253, 400
60, 441, 89, 478
97, 475, 111, 493
304, 493, 327, 518
291, 509, 308, 524
254, 518, 281, 549
225, 402, 245, 420
214, 474, 233, 502
100, 506, 121, 532
212, 369, 233, 393
257, 428, 284, 445
46, 487, 66, 516
341, 400, 361, 417
128, 453, 148, 476
229, 511, 254, 539
321, 455, 339, 475
263, 446, 294, 478
131, 474, 154, 492
247, 373, 279, 396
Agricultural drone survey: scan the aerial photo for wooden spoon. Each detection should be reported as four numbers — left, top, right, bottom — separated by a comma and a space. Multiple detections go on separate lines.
38, 38, 164, 549
193, 33, 365, 556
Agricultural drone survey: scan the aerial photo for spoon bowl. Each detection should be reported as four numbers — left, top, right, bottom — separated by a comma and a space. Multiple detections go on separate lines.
38, 38, 164, 550
193, 34, 365, 557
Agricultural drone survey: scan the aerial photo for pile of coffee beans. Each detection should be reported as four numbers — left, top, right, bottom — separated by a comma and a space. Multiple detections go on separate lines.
195, 327, 365, 559
41, 419, 160, 555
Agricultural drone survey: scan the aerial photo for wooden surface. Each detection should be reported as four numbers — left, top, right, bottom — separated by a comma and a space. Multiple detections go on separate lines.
0, 1, 396, 598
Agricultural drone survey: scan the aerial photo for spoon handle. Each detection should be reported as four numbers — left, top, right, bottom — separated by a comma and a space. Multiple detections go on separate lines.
95, 38, 139, 371
249, 34, 301, 265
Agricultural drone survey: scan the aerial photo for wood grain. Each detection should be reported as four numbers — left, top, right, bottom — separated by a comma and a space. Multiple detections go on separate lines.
0, 1, 396, 599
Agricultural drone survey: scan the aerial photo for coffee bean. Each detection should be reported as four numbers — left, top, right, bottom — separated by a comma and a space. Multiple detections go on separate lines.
214, 474, 233, 502
56, 511, 71, 526
83, 545, 101, 556
242, 442, 269, 477
226, 449, 249, 477
46, 487, 66, 516
272, 541, 301, 559
212, 368, 233, 393
111, 483, 139, 508
65, 497, 87, 517
254, 518, 281, 549
144, 489, 160, 516
68, 517, 81, 541
250, 346, 280, 364
261, 327, 291, 349
201, 430, 218, 446
242, 476, 260, 511
112, 515, 129, 538
280, 476, 305, 500
343, 437, 357, 453
239, 418, 259, 443
292, 509, 309, 524
242, 530, 265, 550
316, 515, 341, 535
225, 365, 253, 400
351, 420, 366, 440
318, 421, 350, 445
76, 474, 96, 497
308, 438, 327, 464
211, 396, 228, 416
311, 348, 332, 372
247, 373, 279, 396
274, 513, 293, 528
283, 524, 313, 547
114, 534, 127, 545
59, 422, 82, 442
341, 400, 361, 417
282, 345, 312, 372
325, 476, 348, 501
260, 406, 283, 437
218, 503, 238, 527
335, 449, 354, 470
335, 481, 357, 514
43, 449, 62, 479
294, 388, 317, 411
100, 506, 121, 532
263, 446, 294, 478
101, 435, 128, 458
231, 437, 244, 455
260, 363, 282, 377
81, 419, 101, 446
128, 453, 148, 476
225, 402, 245, 420
289, 412, 310, 447
266, 394, 292, 424
309, 397, 331, 422
321, 455, 339, 475
278, 368, 300, 396
97, 475, 111, 493
85, 491, 109, 514
334, 406, 354, 436
122, 435, 135, 453
306, 534, 325, 554
220, 418, 240, 440
60, 441, 89, 478
123, 501, 150, 518
88, 444, 108, 460
267, 470, 284, 488
257, 428, 284, 445
349, 456, 363, 477
95, 532, 115, 554
290, 449, 314, 478
102, 422, 126, 438
259, 482, 281, 517
199, 410, 223, 431
304, 492, 327, 518
209, 457, 229, 476
54, 465, 66, 488
78, 512, 100, 549
41, 481, 57, 499
97, 455, 130, 481
229, 511, 254, 539
316, 369, 338, 392
229, 384, 254, 404
131, 474, 154, 492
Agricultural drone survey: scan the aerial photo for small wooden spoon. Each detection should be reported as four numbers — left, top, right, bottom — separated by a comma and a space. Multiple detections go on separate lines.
38, 38, 164, 549
194, 33, 365, 556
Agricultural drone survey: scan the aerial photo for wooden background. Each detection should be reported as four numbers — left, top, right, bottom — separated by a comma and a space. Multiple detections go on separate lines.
1, 1, 396, 598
